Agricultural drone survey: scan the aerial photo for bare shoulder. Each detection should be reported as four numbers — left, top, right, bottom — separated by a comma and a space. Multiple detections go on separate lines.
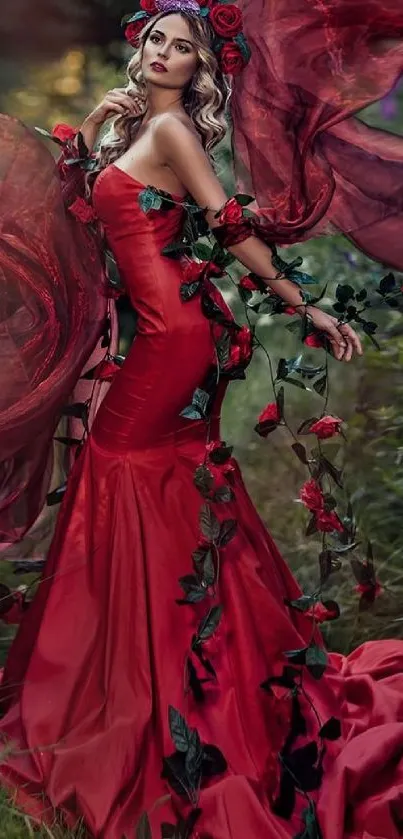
153, 112, 203, 149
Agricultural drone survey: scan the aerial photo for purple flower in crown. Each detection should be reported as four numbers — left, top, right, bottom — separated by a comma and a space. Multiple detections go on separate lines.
155, 0, 202, 15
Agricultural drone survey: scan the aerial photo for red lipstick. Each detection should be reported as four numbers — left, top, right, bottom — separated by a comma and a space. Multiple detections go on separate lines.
150, 62, 168, 73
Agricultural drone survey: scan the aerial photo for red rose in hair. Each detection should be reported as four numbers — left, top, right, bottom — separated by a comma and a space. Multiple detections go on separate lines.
210, 3, 243, 37
309, 415, 343, 440
52, 123, 78, 143
258, 402, 280, 424
304, 333, 324, 349
68, 197, 97, 224
284, 306, 296, 315
216, 196, 243, 226
140, 0, 158, 13
219, 42, 245, 76
299, 479, 323, 513
316, 509, 344, 533
125, 20, 145, 45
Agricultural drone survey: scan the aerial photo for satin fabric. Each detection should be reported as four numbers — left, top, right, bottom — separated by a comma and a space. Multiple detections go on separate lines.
1, 166, 403, 838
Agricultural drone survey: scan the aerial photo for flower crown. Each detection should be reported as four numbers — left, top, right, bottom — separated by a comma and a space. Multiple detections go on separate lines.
122, 0, 251, 77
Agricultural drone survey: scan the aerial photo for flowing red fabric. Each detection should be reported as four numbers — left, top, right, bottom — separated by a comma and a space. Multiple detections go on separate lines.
232, 0, 403, 267
0, 116, 107, 544
1, 167, 403, 838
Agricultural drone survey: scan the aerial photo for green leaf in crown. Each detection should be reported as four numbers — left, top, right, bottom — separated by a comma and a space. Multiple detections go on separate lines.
122, 10, 149, 25
234, 32, 252, 63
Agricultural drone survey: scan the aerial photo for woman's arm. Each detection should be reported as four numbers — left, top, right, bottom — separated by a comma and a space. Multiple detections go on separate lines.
155, 115, 362, 362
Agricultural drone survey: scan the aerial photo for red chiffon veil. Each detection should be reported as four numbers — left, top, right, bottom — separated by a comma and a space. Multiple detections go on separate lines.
1, 0, 403, 544
232, 0, 403, 267
0, 116, 107, 544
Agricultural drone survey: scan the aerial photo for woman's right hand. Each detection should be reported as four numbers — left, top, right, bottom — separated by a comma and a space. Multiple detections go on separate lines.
86, 88, 144, 127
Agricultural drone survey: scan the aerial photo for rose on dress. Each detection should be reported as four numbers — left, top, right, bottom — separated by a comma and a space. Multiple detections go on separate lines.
209, 3, 243, 37
258, 402, 280, 424
52, 123, 78, 143
305, 600, 340, 623
219, 42, 246, 76
309, 415, 343, 439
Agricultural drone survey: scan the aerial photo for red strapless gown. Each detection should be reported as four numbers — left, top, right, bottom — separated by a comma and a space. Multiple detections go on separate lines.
1, 164, 403, 839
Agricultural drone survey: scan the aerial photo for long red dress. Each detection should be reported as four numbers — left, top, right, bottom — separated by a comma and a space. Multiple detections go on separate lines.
1, 163, 403, 839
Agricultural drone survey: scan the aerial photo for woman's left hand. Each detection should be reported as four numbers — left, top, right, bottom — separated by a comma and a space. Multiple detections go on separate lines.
305, 306, 363, 362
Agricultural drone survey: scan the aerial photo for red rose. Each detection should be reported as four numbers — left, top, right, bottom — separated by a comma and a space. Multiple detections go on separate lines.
182, 259, 206, 284
315, 509, 344, 533
216, 196, 243, 226
225, 325, 253, 370
299, 479, 323, 513
309, 415, 343, 440
0, 589, 26, 625
284, 306, 296, 316
239, 274, 259, 292
209, 3, 243, 37
304, 333, 324, 349
355, 580, 383, 598
219, 42, 246, 77
125, 20, 145, 46
258, 402, 280, 424
140, 0, 158, 12
52, 123, 78, 143
68, 197, 98, 224
306, 600, 340, 623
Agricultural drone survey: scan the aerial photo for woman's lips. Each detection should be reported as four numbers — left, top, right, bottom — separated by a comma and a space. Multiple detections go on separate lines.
150, 62, 168, 73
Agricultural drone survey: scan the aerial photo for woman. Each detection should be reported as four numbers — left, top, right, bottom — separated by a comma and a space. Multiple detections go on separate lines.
0, 3, 403, 839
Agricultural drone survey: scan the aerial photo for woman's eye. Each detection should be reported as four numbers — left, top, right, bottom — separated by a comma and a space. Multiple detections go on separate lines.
177, 44, 189, 52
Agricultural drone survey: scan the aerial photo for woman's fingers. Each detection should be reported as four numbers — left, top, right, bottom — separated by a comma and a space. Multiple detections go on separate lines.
339, 322, 363, 356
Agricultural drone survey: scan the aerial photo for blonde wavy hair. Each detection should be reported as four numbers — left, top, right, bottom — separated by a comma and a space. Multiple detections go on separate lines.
98, 11, 231, 171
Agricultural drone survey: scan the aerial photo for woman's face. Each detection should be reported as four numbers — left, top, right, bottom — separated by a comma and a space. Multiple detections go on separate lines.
142, 14, 199, 91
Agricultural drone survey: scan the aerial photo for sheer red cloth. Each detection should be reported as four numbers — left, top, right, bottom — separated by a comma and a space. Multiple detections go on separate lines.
232, 0, 403, 267
0, 116, 107, 544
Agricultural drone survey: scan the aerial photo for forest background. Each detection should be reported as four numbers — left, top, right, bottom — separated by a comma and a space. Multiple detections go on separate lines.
0, 0, 403, 688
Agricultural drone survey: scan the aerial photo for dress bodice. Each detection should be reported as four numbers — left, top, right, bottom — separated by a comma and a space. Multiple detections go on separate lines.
92, 163, 186, 336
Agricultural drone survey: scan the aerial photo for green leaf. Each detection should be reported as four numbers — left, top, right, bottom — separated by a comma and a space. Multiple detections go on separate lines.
276, 386, 285, 419
213, 485, 234, 503
336, 283, 355, 303
199, 503, 221, 542
168, 706, 191, 752
47, 483, 67, 507
379, 272, 396, 295
313, 375, 327, 396
180, 405, 203, 420
209, 443, 233, 465
193, 465, 214, 498
292, 443, 308, 464
185, 728, 203, 789
193, 388, 210, 417
193, 242, 213, 260
216, 330, 231, 368
305, 645, 328, 680
285, 595, 316, 613
297, 417, 319, 435
178, 575, 207, 604
135, 812, 152, 839
319, 717, 341, 741
202, 551, 216, 587
197, 605, 223, 641
138, 187, 162, 214
218, 518, 238, 547
233, 192, 254, 206
180, 280, 202, 301
284, 647, 308, 665
54, 436, 82, 447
